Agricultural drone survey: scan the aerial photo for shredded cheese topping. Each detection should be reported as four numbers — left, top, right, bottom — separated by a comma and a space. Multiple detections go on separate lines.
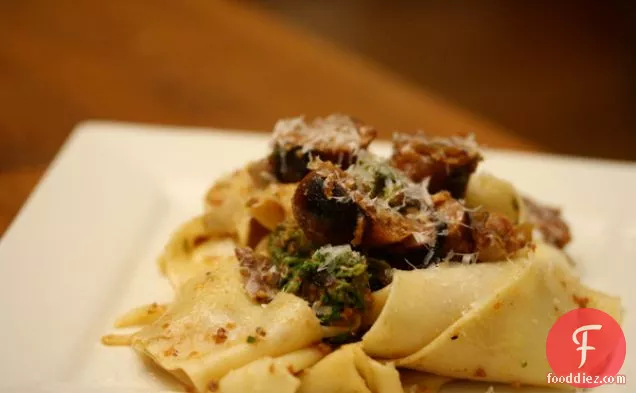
272, 114, 367, 153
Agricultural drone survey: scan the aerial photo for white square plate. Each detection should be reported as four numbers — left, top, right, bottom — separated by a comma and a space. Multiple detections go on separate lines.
0, 121, 633, 392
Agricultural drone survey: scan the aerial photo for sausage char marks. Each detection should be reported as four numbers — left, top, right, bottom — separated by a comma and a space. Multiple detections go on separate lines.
269, 114, 377, 183
293, 156, 438, 254
390, 133, 482, 198
293, 153, 531, 266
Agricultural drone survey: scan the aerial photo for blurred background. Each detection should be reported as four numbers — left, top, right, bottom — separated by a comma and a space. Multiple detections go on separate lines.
0, 0, 634, 233
259, 0, 635, 159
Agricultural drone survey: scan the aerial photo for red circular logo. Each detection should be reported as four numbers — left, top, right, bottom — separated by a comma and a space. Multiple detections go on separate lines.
546, 308, 626, 388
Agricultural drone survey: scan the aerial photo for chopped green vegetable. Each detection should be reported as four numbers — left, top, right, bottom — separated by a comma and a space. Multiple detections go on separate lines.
271, 242, 371, 326
348, 152, 408, 197
246, 335, 256, 344
268, 221, 315, 267
268, 224, 371, 327
307, 245, 370, 324
347, 151, 423, 211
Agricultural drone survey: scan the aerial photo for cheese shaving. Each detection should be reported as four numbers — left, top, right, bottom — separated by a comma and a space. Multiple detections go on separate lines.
272, 115, 366, 153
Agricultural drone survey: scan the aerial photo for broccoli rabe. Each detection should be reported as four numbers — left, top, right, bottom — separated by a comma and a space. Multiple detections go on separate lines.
347, 151, 424, 211
268, 223, 371, 326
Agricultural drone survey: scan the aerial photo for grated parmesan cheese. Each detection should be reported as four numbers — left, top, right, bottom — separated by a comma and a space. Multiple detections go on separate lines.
272, 114, 366, 153
315, 245, 358, 272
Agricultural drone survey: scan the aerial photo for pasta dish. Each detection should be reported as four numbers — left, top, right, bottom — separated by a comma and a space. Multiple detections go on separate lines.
102, 115, 622, 392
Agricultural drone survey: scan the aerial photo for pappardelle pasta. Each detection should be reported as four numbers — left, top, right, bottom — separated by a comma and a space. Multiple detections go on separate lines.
103, 114, 621, 392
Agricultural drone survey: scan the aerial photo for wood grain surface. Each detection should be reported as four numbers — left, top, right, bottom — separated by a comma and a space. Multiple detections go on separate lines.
0, 0, 542, 235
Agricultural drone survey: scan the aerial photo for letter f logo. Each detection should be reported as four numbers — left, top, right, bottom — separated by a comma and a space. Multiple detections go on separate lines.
572, 324, 602, 368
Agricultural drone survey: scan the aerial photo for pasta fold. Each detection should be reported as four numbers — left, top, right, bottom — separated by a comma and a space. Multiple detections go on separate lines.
132, 256, 323, 392
465, 172, 524, 223
363, 244, 621, 389
298, 344, 402, 393
217, 347, 326, 393
204, 168, 297, 247
158, 215, 236, 289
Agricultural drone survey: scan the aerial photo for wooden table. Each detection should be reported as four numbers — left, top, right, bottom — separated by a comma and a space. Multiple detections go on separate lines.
0, 0, 537, 236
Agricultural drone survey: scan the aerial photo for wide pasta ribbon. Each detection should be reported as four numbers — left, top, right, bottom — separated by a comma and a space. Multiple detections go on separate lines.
362, 244, 621, 388
216, 347, 326, 393
132, 255, 323, 392
297, 344, 402, 393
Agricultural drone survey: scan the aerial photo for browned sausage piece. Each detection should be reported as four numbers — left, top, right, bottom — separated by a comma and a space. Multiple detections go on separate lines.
269, 115, 377, 183
522, 196, 571, 248
390, 133, 482, 198
470, 211, 532, 261
292, 160, 437, 250
293, 155, 532, 267
292, 169, 361, 246
432, 191, 474, 256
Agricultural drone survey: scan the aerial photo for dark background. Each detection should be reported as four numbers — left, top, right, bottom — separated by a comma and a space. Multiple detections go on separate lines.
259, 0, 636, 160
